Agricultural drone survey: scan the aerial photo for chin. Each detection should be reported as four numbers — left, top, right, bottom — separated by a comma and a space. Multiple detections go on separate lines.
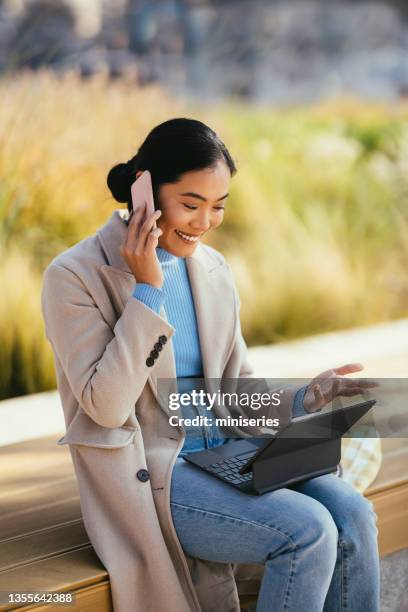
171, 242, 198, 256
159, 232, 200, 256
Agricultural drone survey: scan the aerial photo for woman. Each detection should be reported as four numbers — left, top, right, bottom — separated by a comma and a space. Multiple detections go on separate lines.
41, 118, 380, 612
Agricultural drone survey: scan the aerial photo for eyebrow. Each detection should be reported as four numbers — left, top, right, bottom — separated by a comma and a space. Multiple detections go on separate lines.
179, 191, 229, 202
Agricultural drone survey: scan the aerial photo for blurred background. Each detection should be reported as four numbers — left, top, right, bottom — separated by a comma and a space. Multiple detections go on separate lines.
3, 0, 408, 101
1, 6, 408, 605
1, 0, 408, 400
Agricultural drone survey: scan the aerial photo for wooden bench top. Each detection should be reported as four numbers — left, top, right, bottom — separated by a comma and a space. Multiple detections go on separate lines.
0, 436, 406, 611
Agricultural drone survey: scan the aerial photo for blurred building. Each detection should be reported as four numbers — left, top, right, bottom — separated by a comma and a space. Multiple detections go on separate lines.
2, 0, 408, 103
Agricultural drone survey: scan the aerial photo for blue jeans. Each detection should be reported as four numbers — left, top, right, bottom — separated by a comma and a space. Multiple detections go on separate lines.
170, 458, 380, 611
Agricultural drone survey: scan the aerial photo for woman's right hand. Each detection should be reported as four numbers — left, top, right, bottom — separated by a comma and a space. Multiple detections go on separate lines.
119, 204, 164, 288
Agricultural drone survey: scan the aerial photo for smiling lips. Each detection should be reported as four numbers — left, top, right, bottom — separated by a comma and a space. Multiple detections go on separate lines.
175, 229, 201, 243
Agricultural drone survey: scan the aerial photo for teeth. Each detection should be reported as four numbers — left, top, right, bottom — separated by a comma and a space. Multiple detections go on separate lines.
176, 230, 199, 242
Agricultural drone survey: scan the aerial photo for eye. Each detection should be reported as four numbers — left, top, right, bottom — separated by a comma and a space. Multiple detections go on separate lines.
182, 203, 225, 211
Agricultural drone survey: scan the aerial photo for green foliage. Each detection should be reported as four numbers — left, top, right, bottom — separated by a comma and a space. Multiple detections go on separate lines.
1, 74, 408, 398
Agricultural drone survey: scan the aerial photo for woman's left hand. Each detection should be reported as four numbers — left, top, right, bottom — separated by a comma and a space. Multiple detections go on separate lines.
303, 363, 378, 413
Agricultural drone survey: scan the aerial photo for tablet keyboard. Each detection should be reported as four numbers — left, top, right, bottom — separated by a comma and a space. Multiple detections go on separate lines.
205, 454, 255, 485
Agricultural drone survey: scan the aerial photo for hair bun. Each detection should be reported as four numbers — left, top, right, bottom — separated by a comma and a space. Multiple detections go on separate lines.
107, 162, 132, 204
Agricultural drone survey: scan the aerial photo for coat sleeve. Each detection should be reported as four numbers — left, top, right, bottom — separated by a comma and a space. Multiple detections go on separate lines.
41, 263, 175, 428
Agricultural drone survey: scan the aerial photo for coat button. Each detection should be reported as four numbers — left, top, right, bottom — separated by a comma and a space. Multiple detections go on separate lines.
151, 349, 159, 359
136, 469, 150, 482
159, 335, 167, 345
154, 342, 162, 352
146, 357, 154, 367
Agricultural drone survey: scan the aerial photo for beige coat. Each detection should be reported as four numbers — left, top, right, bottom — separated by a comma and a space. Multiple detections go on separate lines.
41, 209, 297, 612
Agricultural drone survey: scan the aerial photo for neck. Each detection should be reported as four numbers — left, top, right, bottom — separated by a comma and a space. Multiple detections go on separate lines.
156, 246, 180, 264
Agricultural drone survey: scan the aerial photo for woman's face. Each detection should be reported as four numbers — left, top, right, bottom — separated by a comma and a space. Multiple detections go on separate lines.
153, 160, 231, 257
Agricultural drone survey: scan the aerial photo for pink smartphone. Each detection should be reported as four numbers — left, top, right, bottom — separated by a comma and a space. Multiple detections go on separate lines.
129, 170, 156, 222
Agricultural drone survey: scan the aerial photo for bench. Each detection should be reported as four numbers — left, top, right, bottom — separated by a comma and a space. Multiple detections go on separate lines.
0, 436, 406, 611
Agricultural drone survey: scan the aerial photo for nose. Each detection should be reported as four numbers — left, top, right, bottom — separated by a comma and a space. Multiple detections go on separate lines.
190, 209, 211, 233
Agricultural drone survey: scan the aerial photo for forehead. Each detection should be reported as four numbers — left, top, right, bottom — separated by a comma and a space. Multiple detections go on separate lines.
172, 160, 231, 195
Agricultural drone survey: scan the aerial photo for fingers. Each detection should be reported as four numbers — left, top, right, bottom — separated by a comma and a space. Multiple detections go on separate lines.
335, 377, 378, 398
353, 378, 378, 388
332, 363, 364, 375
316, 377, 377, 405
338, 377, 378, 390
339, 387, 369, 397
309, 362, 363, 380
122, 205, 161, 254
139, 210, 162, 250
146, 226, 163, 251
308, 375, 377, 409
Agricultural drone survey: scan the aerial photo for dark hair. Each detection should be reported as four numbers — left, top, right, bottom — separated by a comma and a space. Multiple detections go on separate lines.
106, 118, 237, 215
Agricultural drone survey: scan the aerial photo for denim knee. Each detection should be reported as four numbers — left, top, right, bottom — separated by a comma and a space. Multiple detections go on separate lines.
270, 503, 338, 571
306, 506, 339, 564
338, 490, 378, 549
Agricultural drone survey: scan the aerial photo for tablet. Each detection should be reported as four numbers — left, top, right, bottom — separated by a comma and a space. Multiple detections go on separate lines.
240, 398, 376, 474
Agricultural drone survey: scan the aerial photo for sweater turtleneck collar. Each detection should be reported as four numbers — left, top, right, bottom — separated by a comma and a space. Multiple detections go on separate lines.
156, 246, 180, 265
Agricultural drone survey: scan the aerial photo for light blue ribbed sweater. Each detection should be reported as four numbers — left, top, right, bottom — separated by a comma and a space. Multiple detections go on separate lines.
132, 247, 203, 378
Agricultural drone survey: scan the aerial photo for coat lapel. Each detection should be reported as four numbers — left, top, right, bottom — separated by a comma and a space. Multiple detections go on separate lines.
186, 256, 232, 382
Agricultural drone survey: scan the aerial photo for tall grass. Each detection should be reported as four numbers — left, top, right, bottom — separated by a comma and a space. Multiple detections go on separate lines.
1, 71, 408, 398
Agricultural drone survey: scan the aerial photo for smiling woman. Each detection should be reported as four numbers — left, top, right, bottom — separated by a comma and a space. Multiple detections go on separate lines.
107, 118, 235, 268
41, 117, 380, 612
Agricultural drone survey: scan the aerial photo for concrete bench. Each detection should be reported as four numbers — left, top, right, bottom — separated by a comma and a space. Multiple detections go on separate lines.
0, 436, 406, 611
